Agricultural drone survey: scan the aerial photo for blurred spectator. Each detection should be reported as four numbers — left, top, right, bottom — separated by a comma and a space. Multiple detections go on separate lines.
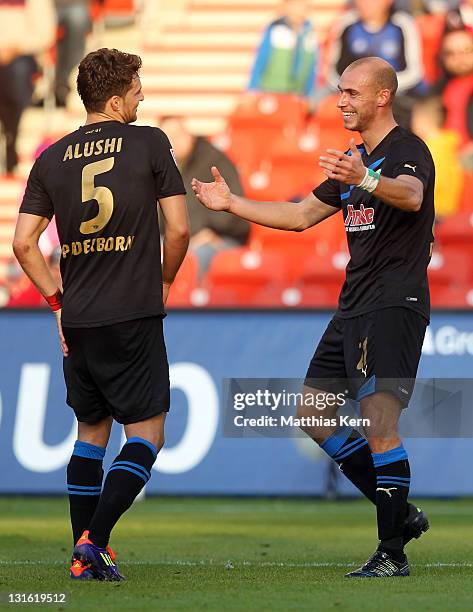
433, 28, 473, 145
247, 0, 318, 98
424, 0, 458, 14
53, 1, 92, 107
159, 117, 249, 277
0, 0, 56, 174
445, 0, 473, 33
411, 96, 464, 218
327, 0, 424, 125
350, 0, 438, 11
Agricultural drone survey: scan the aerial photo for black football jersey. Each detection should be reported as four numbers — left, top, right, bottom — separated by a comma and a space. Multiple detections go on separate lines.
313, 126, 435, 321
20, 120, 186, 327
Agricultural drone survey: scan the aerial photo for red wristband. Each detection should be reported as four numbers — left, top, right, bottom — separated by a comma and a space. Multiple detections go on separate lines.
44, 289, 63, 312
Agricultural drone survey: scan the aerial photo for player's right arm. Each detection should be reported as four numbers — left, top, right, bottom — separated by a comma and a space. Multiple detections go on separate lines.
191, 166, 339, 231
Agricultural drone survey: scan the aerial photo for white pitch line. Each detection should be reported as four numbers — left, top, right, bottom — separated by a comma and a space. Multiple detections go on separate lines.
0, 560, 471, 568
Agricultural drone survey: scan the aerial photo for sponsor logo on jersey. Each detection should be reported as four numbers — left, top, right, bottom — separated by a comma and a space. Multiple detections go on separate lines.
61, 235, 135, 259
344, 204, 375, 232
404, 163, 416, 172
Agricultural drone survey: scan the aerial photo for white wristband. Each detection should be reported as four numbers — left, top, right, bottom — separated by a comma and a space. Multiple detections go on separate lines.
357, 167, 380, 193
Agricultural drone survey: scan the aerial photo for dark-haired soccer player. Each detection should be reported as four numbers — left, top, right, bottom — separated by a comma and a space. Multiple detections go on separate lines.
192, 57, 433, 578
13, 48, 189, 581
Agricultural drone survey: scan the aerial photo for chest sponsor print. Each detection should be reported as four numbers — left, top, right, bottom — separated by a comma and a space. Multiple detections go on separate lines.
344, 203, 375, 232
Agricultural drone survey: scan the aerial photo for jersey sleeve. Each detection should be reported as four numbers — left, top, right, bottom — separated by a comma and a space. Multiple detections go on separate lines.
149, 128, 187, 199
389, 138, 432, 190
313, 177, 342, 208
19, 154, 54, 220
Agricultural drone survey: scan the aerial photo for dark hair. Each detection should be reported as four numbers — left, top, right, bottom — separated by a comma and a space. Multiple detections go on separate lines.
77, 48, 142, 113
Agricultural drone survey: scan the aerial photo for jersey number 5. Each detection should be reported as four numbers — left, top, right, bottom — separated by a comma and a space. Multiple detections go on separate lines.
80, 157, 115, 235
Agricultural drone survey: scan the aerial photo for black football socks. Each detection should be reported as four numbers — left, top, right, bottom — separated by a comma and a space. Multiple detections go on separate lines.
320, 426, 377, 503
67, 440, 105, 545
319, 428, 411, 559
88, 437, 158, 548
372, 445, 411, 561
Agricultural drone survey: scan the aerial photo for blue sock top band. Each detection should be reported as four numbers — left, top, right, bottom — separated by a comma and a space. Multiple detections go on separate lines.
320, 426, 353, 458
372, 444, 408, 468
73, 440, 106, 460
126, 436, 158, 459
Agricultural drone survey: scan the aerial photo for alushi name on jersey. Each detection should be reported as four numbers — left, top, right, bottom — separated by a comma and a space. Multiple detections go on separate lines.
62, 137, 123, 161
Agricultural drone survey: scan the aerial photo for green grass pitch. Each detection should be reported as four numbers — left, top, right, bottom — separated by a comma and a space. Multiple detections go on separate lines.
0, 497, 472, 611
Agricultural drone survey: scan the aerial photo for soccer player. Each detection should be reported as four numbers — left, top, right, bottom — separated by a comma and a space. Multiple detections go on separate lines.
12, 48, 189, 580
192, 57, 433, 578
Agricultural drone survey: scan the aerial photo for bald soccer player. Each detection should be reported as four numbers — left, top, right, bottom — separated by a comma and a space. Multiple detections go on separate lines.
192, 57, 434, 578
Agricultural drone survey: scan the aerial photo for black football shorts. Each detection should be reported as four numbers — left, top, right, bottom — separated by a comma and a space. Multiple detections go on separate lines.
63, 316, 170, 424
305, 307, 427, 407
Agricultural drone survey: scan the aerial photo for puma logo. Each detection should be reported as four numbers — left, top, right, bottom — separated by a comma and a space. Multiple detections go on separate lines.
377, 487, 397, 498
404, 163, 416, 172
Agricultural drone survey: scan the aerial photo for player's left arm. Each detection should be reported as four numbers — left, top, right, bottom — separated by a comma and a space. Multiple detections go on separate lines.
319, 139, 425, 212
159, 194, 190, 304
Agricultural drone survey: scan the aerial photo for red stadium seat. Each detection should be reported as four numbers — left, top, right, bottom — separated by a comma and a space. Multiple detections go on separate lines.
204, 247, 289, 305
166, 252, 199, 307
429, 285, 473, 308
223, 93, 311, 167
317, 127, 353, 156
297, 249, 349, 285
205, 285, 286, 308
199, 287, 240, 307
203, 282, 339, 309
313, 94, 343, 127
249, 215, 346, 284
230, 93, 309, 132
253, 286, 300, 308
435, 213, 473, 248
239, 162, 298, 201
248, 285, 342, 308
308, 97, 353, 152
289, 284, 341, 308
292, 250, 348, 305
240, 156, 326, 202
428, 248, 472, 288
211, 129, 262, 169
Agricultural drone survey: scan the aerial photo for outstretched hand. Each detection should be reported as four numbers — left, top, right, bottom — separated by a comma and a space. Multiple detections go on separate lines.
319, 139, 366, 186
191, 166, 232, 212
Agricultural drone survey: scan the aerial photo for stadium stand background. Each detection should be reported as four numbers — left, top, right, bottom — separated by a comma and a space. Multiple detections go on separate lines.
1, 0, 473, 310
